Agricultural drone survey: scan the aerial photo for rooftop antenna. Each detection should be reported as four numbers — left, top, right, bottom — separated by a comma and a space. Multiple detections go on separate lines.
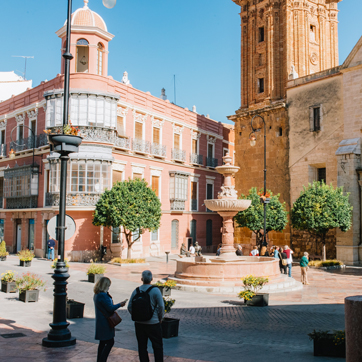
11, 56, 34, 80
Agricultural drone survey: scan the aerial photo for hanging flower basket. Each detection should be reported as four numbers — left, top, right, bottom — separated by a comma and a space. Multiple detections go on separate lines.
47, 134, 82, 153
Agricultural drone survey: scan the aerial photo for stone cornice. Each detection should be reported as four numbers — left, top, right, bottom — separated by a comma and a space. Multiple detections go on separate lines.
228, 101, 286, 121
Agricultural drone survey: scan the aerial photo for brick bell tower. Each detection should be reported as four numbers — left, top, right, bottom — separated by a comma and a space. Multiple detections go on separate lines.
228, 0, 341, 247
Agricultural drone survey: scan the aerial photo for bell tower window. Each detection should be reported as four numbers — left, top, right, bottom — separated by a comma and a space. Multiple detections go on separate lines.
258, 27, 265, 43
97, 43, 104, 75
76, 38, 89, 73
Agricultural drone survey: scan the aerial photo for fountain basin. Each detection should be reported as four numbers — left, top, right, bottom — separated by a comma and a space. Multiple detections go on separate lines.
204, 199, 251, 213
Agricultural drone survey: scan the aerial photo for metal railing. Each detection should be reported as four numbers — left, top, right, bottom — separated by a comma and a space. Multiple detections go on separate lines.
190, 153, 203, 165
151, 143, 166, 158
170, 199, 185, 211
10, 134, 48, 152
6, 196, 38, 209
171, 148, 186, 162
191, 199, 198, 211
114, 136, 131, 150
45, 192, 101, 207
132, 138, 150, 154
206, 157, 218, 168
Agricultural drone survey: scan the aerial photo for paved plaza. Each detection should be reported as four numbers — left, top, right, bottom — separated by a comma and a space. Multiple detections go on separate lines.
1, 255, 360, 361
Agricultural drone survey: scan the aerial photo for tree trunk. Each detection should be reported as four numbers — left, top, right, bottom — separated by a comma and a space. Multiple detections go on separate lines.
322, 234, 326, 261
127, 246, 132, 259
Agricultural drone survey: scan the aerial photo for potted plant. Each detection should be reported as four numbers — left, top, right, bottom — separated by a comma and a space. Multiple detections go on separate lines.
308, 330, 345, 358
15, 273, 46, 303
0, 240, 9, 261
17, 249, 35, 267
87, 263, 106, 283
238, 275, 269, 307
1, 270, 17, 293
45, 121, 82, 154
51, 258, 70, 270
154, 280, 177, 296
162, 297, 179, 339
66, 299, 85, 319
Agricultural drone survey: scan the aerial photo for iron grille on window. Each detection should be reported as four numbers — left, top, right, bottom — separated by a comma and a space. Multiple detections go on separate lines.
313, 107, 321, 131
317, 168, 326, 183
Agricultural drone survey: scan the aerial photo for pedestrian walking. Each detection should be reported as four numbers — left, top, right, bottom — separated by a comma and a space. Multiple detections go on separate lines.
273, 246, 279, 259
284, 245, 294, 277
216, 243, 222, 256
278, 247, 288, 274
47, 238, 56, 260
300, 252, 310, 285
94, 277, 127, 362
128, 270, 165, 362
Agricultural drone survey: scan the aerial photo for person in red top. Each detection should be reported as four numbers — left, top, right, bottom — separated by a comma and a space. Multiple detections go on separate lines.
284, 245, 294, 277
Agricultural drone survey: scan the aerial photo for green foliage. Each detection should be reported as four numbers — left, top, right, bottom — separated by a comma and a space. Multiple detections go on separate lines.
1, 270, 16, 283
291, 182, 352, 241
0, 240, 8, 257
110, 258, 145, 264
308, 330, 345, 346
309, 259, 344, 268
235, 187, 288, 246
93, 179, 162, 256
237, 275, 269, 300
163, 297, 175, 314
308, 330, 330, 341
155, 280, 177, 290
51, 258, 70, 269
17, 249, 35, 261
15, 273, 46, 292
87, 263, 106, 275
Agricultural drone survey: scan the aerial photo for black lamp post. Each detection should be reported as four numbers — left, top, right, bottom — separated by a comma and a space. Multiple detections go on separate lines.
42, 0, 116, 348
249, 115, 269, 249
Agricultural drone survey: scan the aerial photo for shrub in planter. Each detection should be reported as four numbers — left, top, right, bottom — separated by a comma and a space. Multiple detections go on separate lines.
87, 263, 106, 283
51, 258, 70, 270
15, 273, 46, 303
110, 258, 146, 264
162, 297, 179, 339
238, 275, 269, 307
309, 260, 344, 268
308, 330, 345, 358
1, 270, 17, 293
67, 299, 85, 319
154, 280, 177, 296
17, 249, 35, 267
0, 241, 9, 261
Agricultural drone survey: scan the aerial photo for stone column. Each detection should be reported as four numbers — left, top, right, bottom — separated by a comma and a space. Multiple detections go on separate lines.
345, 296, 362, 362
219, 211, 238, 258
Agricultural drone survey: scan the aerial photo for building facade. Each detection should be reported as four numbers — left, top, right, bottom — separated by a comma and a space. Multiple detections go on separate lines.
0, 1, 234, 261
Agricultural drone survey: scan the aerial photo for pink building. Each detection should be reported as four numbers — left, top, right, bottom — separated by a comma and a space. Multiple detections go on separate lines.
0, 1, 234, 261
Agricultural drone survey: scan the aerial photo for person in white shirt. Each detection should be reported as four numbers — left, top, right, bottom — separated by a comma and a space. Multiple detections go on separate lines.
189, 245, 195, 255
250, 246, 259, 256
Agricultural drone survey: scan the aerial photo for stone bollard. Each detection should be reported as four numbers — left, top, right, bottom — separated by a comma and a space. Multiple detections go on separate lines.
345, 296, 362, 362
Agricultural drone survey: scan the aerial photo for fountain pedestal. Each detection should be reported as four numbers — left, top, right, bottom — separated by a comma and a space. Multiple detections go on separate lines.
219, 211, 239, 258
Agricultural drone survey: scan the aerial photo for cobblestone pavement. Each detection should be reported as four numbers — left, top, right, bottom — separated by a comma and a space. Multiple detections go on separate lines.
0, 255, 358, 361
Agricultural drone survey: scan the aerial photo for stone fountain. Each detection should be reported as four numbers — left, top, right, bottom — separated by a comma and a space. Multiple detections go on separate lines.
204, 153, 251, 259
170, 154, 303, 294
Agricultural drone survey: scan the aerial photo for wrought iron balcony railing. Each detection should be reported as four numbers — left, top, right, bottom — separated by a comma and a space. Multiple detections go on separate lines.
206, 157, 218, 168
171, 148, 186, 162
170, 199, 186, 211
6, 196, 38, 209
132, 138, 150, 154
0, 144, 6, 157
191, 199, 198, 211
114, 136, 131, 150
10, 134, 48, 153
190, 153, 203, 166
151, 143, 166, 158
45, 192, 101, 207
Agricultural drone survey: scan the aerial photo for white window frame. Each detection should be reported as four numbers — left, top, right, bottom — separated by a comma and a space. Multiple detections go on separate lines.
133, 111, 147, 141
151, 228, 159, 242
151, 117, 164, 145
132, 163, 146, 180
112, 161, 126, 183
150, 166, 162, 202
172, 124, 183, 150
117, 107, 128, 136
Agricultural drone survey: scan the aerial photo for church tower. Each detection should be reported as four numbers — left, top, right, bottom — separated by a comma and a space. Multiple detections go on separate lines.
229, 0, 342, 246
56, 0, 114, 77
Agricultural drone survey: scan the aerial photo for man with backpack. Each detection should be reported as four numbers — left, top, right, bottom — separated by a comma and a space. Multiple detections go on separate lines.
128, 270, 165, 362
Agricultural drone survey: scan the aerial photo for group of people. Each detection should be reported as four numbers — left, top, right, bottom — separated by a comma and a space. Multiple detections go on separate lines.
94, 270, 164, 362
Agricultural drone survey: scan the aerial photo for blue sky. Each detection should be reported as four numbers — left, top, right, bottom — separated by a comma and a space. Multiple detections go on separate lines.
1, 0, 361, 124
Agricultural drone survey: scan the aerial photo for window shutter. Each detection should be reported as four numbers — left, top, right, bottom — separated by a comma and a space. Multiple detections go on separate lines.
112, 170, 123, 185
117, 116, 124, 136
174, 134, 180, 149
192, 139, 198, 154
191, 181, 197, 199
152, 176, 159, 197
133, 173, 142, 180
153, 128, 160, 144
135, 122, 143, 140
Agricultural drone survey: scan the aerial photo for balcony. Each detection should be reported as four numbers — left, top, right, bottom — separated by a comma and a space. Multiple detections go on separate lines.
6, 196, 38, 209
170, 199, 185, 211
114, 136, 131, 151
46, 192, 101, 207
206, 157, 218, 168
49, 126, 115, 144
10, 134, 48, 153
171, 148, 186, 163
0, 144, 6, 157
151, 143, 166, 158
190, 153, 203, 166
132, 138, 150, 154
191, 199, 198, 211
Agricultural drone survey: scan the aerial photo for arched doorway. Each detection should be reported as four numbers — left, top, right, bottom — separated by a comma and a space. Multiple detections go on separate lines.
171, 219, 179, 249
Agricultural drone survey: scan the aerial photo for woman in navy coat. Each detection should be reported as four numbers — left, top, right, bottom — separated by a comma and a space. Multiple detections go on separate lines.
94, 277, 127, 362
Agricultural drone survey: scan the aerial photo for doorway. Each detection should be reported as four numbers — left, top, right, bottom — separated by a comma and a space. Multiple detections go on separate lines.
16, 221, 22, 252
171, 219, 179, 249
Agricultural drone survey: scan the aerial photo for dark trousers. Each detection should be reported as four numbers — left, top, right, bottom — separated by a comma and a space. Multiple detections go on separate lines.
280, 265, 287, 274
135, 322, 163, 362
97, 338, 114, 362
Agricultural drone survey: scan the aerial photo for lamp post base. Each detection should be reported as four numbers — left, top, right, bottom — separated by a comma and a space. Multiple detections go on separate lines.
42, 336, 76, 348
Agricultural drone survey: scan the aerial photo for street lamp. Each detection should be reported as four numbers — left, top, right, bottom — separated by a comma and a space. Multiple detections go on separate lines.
249, 115, 269, 249
42, 0, 116, 348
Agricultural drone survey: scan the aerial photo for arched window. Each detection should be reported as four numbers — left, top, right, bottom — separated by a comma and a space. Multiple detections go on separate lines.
171, 219, 179, 249
76, 38, 89, 73
97, 43, 104, 75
